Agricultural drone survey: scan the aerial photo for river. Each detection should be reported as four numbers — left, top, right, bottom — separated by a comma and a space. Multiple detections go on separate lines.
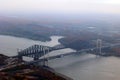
0, 35, 120, 80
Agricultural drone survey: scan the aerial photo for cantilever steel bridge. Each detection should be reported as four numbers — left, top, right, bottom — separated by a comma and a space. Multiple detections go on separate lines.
13, 39, 120, 65
16, 44, 65, 60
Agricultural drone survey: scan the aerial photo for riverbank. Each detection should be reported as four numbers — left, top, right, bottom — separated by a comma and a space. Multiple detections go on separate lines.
0, 54, 73, 80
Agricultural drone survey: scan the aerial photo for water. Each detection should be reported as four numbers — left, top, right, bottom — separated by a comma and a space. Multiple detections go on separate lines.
0, 35, 120, 80
0, 35, 65, 56
48, 54, 120, 80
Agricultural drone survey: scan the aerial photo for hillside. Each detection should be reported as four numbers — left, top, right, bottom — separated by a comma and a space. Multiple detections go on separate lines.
0, 16, 119, 50
0, 16, 56, 41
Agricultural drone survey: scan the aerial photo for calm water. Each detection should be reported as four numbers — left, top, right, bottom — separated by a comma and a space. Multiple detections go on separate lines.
0, 35, 120, 80
49, 54, 120, 80
0, 35, 66, 56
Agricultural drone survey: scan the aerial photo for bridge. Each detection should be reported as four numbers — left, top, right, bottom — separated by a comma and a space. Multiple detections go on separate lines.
12, 39, 120, 65
15, 44, 65, 60
25, 43, 120, 65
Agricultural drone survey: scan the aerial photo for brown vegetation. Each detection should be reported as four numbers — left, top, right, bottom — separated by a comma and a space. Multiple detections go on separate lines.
0, 54, 72, 80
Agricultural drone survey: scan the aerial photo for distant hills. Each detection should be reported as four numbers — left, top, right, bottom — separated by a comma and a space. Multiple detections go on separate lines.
0, 16, 57, 41
0, 16, 119, 50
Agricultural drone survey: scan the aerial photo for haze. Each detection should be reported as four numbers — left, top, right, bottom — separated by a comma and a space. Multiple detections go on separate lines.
0, 0, 120, 15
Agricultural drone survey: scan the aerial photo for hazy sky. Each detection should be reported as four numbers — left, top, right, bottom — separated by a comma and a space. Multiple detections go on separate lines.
0, 0, 120, 15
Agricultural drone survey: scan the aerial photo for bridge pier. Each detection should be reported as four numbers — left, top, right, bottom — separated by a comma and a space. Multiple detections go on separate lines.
34, 55, 39, 61
18, 56, 23, 60
17, 51, 23, 60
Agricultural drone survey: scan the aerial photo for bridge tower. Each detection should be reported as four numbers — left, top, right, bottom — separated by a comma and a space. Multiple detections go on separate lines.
45, 47, 49, 66
96, 39, 102, 55
42, 47, 49, 66
17, 49, 23, 60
